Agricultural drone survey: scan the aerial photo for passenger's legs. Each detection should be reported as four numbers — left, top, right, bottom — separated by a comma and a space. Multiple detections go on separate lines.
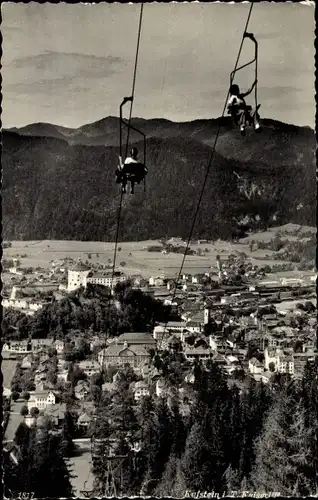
239, 111, 246, 134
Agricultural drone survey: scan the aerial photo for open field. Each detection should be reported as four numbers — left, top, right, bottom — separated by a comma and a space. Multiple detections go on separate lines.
239, 223, 316, 244
3, 234, 304, 280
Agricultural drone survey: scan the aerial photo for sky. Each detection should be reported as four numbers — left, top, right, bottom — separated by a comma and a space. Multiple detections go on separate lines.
1, 2, 315, 129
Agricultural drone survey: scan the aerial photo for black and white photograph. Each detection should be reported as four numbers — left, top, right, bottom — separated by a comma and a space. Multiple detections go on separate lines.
2, 1, 317, 498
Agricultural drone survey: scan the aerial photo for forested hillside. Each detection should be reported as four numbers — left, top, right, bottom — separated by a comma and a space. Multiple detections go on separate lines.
3, 117, 315, 241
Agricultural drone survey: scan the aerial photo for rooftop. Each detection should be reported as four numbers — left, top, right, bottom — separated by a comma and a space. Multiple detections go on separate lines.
117, 332, 156, 344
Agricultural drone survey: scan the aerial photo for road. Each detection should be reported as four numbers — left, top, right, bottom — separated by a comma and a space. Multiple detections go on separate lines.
2, 358, 18, 391
69, 440, 94, 496
4, 401, 25, 442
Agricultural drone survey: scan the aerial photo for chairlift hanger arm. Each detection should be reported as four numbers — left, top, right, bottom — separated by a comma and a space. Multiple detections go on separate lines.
230, 31, 258, 83
119, 96, 146, 164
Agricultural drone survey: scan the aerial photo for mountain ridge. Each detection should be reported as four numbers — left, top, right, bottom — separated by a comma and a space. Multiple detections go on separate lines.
6, 115, 314, 148
2, 117, 315, 242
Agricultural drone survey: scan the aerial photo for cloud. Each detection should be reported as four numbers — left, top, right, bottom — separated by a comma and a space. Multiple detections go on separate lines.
5, 51, 124, 91
5, 78, 93, 95
1, 25, 22, 34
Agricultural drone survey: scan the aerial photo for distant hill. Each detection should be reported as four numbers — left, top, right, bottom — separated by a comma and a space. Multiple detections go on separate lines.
2, 116, 316, 242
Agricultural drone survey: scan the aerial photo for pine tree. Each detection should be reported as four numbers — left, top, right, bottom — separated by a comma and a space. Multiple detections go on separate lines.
12, 425, 73, 498
250, 388, 315, 496
136, 395, 161, 487
154, 453, 179, 496
238, 380, 272, 481
184, 360, 234, 493
140, 397, 176, 489
302, 359, 318, 495
181, 421, 210, 491
61, 410, 76, 457
169, 400, 187, 457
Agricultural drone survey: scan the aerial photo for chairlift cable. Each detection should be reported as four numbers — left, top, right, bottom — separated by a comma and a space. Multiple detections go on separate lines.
158, 2, 255, 350
91, 4, 144, 488
110, 3, 144, 293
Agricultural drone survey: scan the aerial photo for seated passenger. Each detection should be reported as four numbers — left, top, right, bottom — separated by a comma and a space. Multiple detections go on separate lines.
227, 80, 260, 135
117, 147, 147, 194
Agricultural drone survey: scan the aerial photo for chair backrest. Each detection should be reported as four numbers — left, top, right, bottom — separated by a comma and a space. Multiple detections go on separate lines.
123, 162, 145, 178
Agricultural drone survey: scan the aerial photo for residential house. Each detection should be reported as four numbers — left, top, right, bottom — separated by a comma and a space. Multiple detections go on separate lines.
260, 314, 279, 330
75, 380, 90, 400
77, 412, 92, 428
21, 354, 33, 369
149, 276, 165, 287
182, 273, 192, 281
248, 358, 264, 374
53, 340, 65, 354
212, 353, 228, 369
191, 274, 205, 284
31, 338, 54, 353
184, 347, 212, 363
132, 380, 150, 401
153, 325, 167, 343
249, 371, 272, 384
132, 275, 147, 287
78, 360, 101, 377
225, 334, 237, 349
182, 283, 197, 292
265, 332, 286, 349
208, 334, 225, 351
45, 403, 67, 427
165, 321, 188, 337
57, 369, 69, 383
3, 340, 30, 354
278, 354, 294, 375
2, 342, 10, 352
36, 381, 55, 391
186, 320, 202, 334
293, 352, 316, 375
27, 390, 56, 410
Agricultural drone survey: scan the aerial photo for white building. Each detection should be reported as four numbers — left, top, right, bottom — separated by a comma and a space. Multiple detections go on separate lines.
133, 381, 150, 401
67, 264, 92, 292
54, 340, 65, 354
67, 264, 127, 292
149, 276, 165, 287
87, 271, 127, 288
27, 390, 56, 411
248, 358, 264, 374
264, 348, 278, 371
278, 355, 294, 375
